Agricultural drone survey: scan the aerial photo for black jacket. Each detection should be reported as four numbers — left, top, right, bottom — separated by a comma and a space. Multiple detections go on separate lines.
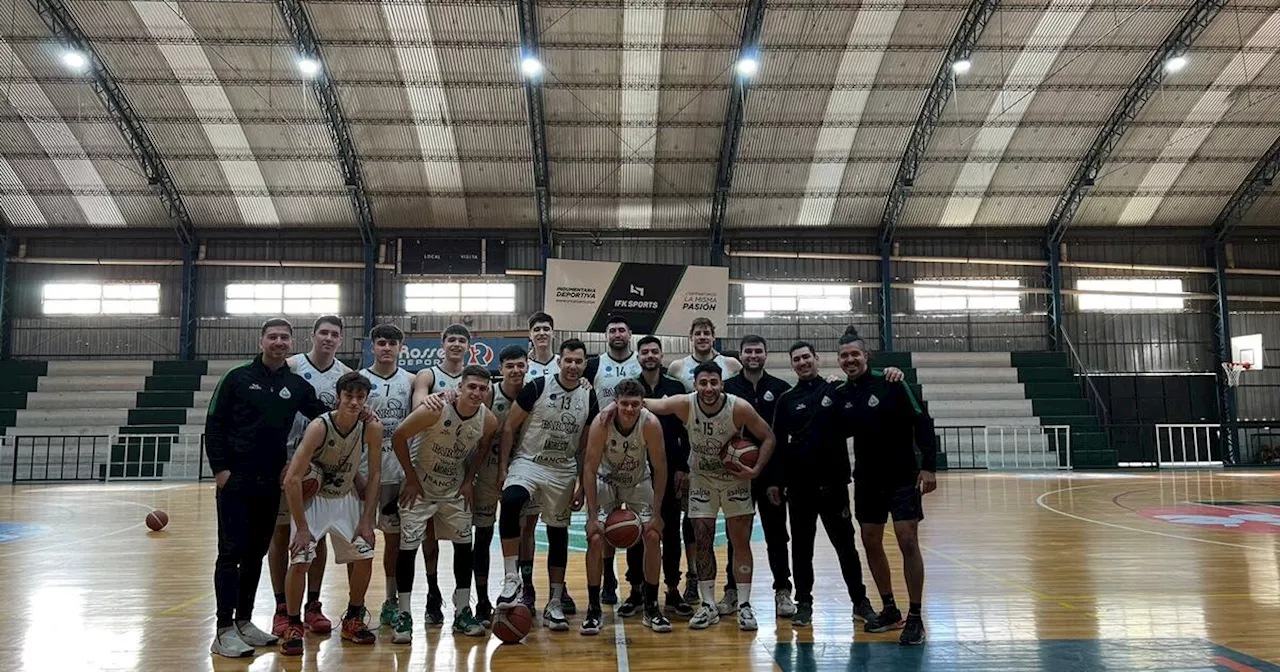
770, 376, 851, 489
205, 355, 328, 479
639, 373, 691, 474
834, 370, 936, 485
723, 371, 790, 445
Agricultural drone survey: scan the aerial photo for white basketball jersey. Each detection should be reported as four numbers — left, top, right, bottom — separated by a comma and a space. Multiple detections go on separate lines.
287, 355, 353, 451
429, 365, 462, 392
598, 409, 651, 488
678, 353, 736, 392
413, 402, 488, 499
592, 352, 643, 407
515, 376, 593, 474
359, 366, 415, 484
683, 393, 738, 482
313, 412, 365, 498
527, 354, 560, 380
478, 384, 519, 481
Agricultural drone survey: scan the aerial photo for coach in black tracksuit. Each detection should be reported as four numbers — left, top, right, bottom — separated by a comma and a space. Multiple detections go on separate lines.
205, 319, 327, 651
768, 340, 875, 627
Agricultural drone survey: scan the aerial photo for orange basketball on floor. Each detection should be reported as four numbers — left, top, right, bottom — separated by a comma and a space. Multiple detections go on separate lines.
603, 508, 642, 548
145, 510, 169, 531
727, 437, 760, 469
493, 604, 533, 644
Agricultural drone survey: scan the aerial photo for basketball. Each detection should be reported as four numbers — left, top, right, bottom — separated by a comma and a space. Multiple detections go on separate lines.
603, 508, 642, 548
492, 604, 533, 644
727, 437, 760, 469
281, 464, 322, 501
145, 510, 168, 531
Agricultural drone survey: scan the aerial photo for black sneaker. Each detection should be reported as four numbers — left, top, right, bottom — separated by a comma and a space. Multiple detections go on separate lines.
899, 616, 925, 645
579, 606, 602, 636
792, 601, 813, 627
665, 587, 693, 617
476, 600, 493, 629
602, 575, 618, 606
865, 605, 904, 633
853, 598, 877, 624
561, 588, 578, 616
424, 591, 444, 626
643, 605, 672, 633
617, 590, 643, 618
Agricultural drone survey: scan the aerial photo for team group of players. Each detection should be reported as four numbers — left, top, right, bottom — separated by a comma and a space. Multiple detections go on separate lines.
205, 311, 938, 659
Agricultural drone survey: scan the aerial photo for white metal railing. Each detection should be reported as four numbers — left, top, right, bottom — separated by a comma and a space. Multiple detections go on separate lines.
982, 425, 1072, 470
104, 434, 207, 482
1155, 423, 1223, 468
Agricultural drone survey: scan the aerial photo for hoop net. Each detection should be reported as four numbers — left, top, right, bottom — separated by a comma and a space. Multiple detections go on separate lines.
1223, 361, 1251, 387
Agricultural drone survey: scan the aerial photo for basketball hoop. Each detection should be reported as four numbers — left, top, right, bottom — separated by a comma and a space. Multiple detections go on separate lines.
1222, 361, 1251, 387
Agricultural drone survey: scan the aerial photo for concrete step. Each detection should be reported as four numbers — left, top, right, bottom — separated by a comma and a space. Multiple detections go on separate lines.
24, 391, 139, 410
928, 399, 1036, 419
912, 352, 1011, 368
39, 376, 147, 393
3, 425, 204, 437
934, 416, 1043, 428
14, 409, 130, 426
915, 368, 1020, 384
920, 383, 1027, 401
46, 361, 154, 377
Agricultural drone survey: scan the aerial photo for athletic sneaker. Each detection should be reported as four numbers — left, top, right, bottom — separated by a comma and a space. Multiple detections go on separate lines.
476, 600, 494, 629
792, 601, 813, 627
852, 598, 877, 624
272, 604, 289, 637
775, 590, 797, 618
899, 616, 926, 646
210, 626, 253, 658
738, 603, 758, 631
579, 606, 602, 636
279, 623, 304, 656
423, 591, 444, 625
392, 612, 413, 644
543, 600, 570, 631
665, 587, 693, 617
496, 573, 523, 610
602, 575, 618, 606
380, 598, 399, 627
453, 606, 485, 637
618, 590, 643, 618
235, 620, 278, 647
716, 588, 738, 616
683, 581, 700, 607
562, 587, 578, 615
865, 605, 904, 633
689, 604, 719, 630
341, 611, 376, 644
643, 605, 672, 633
304, 601, 332, 633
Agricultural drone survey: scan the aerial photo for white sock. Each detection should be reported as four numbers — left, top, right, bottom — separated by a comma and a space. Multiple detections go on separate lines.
504, 556, 519, 578
551, 583, 564, 603
699, 580, 715, 607
385, 577, 398, 601
738, 582, 751, 607
454, 588, 470, 610
398, 592, 412, 615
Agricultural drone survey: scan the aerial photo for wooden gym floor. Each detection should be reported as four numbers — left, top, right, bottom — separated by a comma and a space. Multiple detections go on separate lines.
1, 471, 1278, 671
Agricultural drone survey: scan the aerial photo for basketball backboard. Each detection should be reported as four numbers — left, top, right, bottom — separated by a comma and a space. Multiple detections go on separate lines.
1232, 333, 1264, 369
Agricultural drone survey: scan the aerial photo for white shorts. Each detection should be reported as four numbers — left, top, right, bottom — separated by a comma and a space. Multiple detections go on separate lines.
289, 492, 375, 565
473, 475, 501, 529
503, 459, 575, 528
276, 492, 291, 526
596, 477, 654, 524
687, 473, 753, 520
400, 493, 473, 549
377, 483, 400, 534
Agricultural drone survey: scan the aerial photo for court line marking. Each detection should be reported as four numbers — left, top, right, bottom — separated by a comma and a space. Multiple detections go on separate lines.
1034, 483, 1271, 551
0, 493, 158, 558
1213, 655, 1262, 672
1189, 501, 1280, 518
920, 543, 1095, 616
613, 608, 629, 672
162, 591, 214, 615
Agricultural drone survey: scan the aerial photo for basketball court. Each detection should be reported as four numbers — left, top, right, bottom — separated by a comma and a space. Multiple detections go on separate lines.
2, 470, 1277, 671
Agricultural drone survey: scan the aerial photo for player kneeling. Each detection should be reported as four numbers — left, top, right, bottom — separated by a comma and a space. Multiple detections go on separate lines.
281, 372, 384, 656
583, 379, 671, 635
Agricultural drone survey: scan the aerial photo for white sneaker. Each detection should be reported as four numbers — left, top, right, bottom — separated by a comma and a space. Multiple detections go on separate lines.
210, 627, 254, 658
716, 588, 738, 616
234, 620, 278, 647
543, 600, 569, 631
775, 590, 797, 618
738, 603, 758, 631
496, 573, 522, 609
689, 604, 720, 630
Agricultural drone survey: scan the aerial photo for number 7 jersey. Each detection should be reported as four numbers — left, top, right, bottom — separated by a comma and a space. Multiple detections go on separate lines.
359, 367, 416, 484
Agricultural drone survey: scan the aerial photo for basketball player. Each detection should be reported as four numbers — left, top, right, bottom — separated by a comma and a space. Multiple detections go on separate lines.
635, 362, 775, 631
494, 339, 599, 632
390, 365, 499, 643
582, 314, 643, 607
526, 311, 560, 379
834, 327, 936, 646
356, 324, 418, 630
207, 319, 330, 658
667, 318, 742, 391
269, 315, 351, 637
582, 379, 671, 635
280, 372, 384, 655
408, 323, 472, 625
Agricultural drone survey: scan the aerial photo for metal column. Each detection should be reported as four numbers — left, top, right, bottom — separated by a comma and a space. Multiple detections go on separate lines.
1209, 243, 1238, 464
363, 242, 377, 337
179, 243, 197, 360
879, 242, 893, 352
1046, 242, 1064, 352
0, 235, 11, 359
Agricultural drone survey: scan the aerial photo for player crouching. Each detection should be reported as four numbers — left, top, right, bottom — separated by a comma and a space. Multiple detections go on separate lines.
583, 379, 671, 635
281, 372, 384, 655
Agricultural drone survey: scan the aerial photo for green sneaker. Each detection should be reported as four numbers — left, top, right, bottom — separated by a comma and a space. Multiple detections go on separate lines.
380, 598, 400, 628
452, 606, 485, 637
392, 611, 413, 644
